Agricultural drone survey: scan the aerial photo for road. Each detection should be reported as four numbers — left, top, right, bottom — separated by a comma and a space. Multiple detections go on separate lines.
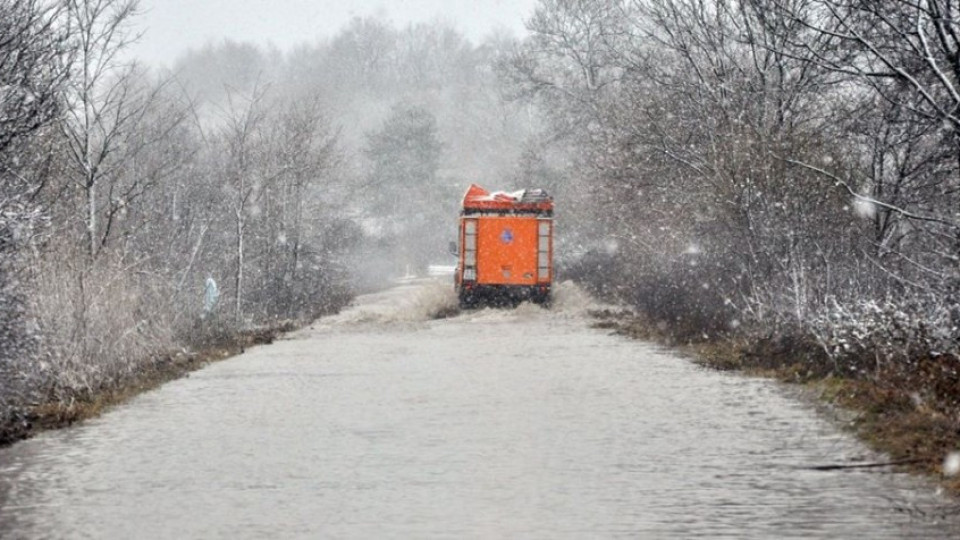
0, 281, 958, 538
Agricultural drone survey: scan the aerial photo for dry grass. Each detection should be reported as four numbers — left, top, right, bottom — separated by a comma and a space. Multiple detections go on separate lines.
29, 248, 181, 399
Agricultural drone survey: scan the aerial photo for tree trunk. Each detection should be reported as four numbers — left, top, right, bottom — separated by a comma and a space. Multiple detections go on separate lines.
292, 178, 304, 281
235, 210, 244, 324
86, 176, 97, 259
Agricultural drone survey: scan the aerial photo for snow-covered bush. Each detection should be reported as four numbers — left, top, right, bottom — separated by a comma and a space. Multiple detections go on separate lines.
28, 244, 179, 398
811, 295, 960, 368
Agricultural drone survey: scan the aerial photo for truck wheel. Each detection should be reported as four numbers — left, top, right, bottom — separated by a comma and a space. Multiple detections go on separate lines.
533, 293, 552, 308
458, 291, 476, 310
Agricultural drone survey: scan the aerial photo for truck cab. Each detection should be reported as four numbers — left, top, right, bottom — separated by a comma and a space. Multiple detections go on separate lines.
455, 184, 554, 308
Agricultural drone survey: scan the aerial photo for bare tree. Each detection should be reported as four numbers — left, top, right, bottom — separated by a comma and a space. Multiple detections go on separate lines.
273, 97, 341, 283
0, 0, 70, 239
237, 95, 348, 320
217, 84, 269, 323
767, 0, 960, 234
0, 0, 70, 157
0, 0, 73, 415
59, 0, 186, 258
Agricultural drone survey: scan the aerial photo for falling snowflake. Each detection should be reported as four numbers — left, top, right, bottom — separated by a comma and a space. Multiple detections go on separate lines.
943, 452, 960, 476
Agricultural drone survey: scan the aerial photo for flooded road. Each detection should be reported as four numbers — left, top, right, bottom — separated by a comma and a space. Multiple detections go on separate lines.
1, 281, 958, 538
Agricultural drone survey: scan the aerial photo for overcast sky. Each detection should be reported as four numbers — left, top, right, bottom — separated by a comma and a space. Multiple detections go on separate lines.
130, 0, 540, 67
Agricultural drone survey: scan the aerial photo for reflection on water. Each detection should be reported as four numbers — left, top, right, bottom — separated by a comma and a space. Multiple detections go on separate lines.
0, 283, 958, 538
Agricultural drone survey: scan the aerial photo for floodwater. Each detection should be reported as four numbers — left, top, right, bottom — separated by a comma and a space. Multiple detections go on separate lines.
1, 281, 958, 538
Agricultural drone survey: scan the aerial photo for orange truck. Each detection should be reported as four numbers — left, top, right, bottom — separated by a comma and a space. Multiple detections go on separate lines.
455, 184, 554, 307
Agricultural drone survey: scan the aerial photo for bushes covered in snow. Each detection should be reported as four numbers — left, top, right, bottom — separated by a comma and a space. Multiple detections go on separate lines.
812, 296, 960, 368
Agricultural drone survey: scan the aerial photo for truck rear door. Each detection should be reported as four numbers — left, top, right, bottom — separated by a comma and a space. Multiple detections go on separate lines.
476, 217, 539, 286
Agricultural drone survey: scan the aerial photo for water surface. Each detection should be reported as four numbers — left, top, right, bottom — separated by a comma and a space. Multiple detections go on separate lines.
1, 282, 957, 538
